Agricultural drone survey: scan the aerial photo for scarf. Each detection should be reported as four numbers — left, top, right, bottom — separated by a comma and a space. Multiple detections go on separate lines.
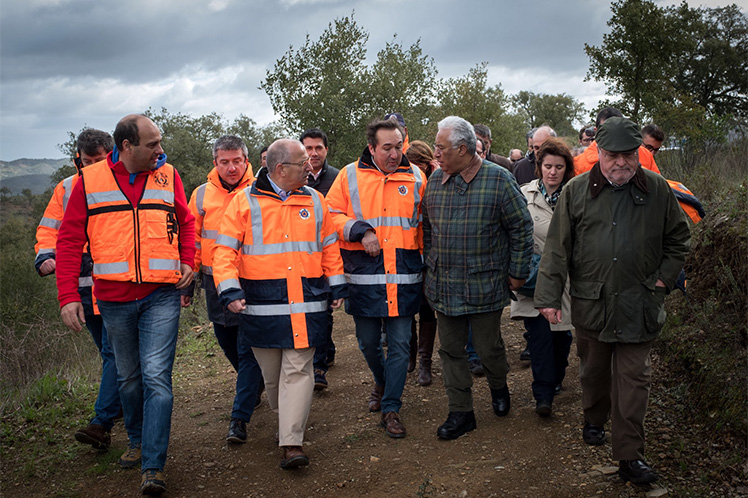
538, 178, 564, 208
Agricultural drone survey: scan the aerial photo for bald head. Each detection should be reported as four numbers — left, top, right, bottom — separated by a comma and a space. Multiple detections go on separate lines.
531, 126, 557, 155
266, 139, 311, 192
113, 114, 163, 173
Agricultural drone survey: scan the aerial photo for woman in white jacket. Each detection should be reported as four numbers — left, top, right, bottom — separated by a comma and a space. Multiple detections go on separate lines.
510, 137, 576, 417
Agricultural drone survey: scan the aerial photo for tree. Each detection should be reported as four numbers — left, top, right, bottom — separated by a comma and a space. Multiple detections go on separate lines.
227, 115, 286, 173
512, 91, 586, 137
262, 13, 440, 165
435, 63, 526, 154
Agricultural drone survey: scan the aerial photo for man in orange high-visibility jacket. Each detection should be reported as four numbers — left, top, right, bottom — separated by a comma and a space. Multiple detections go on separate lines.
213, 139, 347, 470
575, 107, 661, 175
325, 119, 427, 439
183, 135, 264, 446
57, 114, 195, 496
35, 128, 121, 451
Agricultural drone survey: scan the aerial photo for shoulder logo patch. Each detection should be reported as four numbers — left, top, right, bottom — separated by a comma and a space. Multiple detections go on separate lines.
398, 185, 408, 196
299, 208, 310, 220
154, 170, 169, 187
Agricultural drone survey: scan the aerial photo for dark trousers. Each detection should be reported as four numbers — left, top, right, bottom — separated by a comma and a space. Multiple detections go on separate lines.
313, 306, 335, 371
524, 315, 572, 402
214, 323, 263, 423
576, 327, 654, 461
436, 310, 508, 412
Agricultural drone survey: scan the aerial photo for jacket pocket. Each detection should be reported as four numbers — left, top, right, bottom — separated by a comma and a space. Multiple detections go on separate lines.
570, 280, 605, 331
466, 261, 502, 306
643, 285, 667, 333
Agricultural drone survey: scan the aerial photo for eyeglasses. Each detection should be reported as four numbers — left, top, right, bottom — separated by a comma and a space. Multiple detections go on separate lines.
282, 158, 311, 168
642, 143, 660, 155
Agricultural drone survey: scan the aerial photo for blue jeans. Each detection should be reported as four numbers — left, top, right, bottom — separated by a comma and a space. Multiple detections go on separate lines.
214, 323, 263, 422
98, 286, 181, 472
524, 315, 572, 402
353, 315, 412, 414
85, 314, 121, 430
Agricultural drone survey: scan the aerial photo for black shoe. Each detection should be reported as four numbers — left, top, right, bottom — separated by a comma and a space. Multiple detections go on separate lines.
519, 348, 531, 362
468, 358, 484, 376
554, 384, 562, 396
582, 421, 606, 446
618, 459, 658, 484
314, 369, 328, 390
535, 400, 552, 417
226, 418, 247, 444
437, 411, 477, 440
490, 386, 511, 417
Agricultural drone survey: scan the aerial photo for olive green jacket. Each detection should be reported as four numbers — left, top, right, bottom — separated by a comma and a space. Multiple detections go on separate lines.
534, 165, 690, 343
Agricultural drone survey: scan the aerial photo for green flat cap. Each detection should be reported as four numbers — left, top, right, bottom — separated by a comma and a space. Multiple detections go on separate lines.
596, 117, 642, 152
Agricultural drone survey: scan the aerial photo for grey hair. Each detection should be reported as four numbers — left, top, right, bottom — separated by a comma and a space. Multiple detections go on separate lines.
438, 116, 477, 154
532, 125, 558, 139
213, 135, 248, 159
265, 139, 298, 174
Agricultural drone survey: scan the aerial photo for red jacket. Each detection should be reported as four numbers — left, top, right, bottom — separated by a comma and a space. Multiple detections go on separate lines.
56, 152, 195, 307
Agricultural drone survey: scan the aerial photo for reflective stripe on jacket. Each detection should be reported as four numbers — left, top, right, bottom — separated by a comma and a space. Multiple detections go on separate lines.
325, 148, 426, 317
212, 171, 347, 349
82, 161, 181, 284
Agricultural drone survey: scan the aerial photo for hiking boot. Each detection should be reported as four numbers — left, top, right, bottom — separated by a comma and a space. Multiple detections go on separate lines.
367, 384, 385, 412
74, 423, 111, 450
226, 418, 247, 444
490, 385, 511, 417
437, 411, 477, 440
280, 446, 309, 469
314, 369, 328, 390
582, 421, 606, 446
535, 399, 553, 418
120, 445, 142, 469
140, 469, 166, 496
380, 411, 406, 438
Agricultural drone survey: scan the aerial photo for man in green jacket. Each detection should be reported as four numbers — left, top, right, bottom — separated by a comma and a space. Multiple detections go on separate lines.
535, 117, 690, 485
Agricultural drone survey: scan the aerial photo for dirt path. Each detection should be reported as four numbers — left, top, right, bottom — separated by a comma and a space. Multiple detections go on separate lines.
30, 310, 712, 497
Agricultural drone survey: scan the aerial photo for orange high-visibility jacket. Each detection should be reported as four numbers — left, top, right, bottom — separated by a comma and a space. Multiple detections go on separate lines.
212, 171, 347, 349
325, 148, 426, 317
34, 172, 97, 313
667, 180, 704, 224
188, 165, 255, 275
574, 141, 661, 175
82, 161, 182, 284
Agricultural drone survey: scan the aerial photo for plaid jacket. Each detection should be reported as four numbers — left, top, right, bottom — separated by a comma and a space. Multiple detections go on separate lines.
422, 160, 533, 316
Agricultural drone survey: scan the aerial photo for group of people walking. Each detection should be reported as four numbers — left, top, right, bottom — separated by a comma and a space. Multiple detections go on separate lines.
35, 108, 691, 496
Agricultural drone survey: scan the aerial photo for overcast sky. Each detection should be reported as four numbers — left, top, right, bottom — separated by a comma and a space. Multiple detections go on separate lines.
0, 0, 742, 160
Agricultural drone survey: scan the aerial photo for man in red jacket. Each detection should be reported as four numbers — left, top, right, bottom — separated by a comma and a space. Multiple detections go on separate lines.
57, 114, 195, 496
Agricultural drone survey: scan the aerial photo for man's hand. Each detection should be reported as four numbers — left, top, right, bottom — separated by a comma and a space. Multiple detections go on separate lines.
228, 299, 246, 314
175, 264, 194, 289
330, 298, 344, 309
361, 230, 381, 257
538, 307, 562, 325
39, 259, 56, 276
508, 276, 526, 291
61, 302, 86, 332
181, 295, 191, 308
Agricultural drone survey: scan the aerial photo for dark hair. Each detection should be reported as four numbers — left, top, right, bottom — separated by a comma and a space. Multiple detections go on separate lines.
300, 128, 329, 148
260, 145, 269, 155
77, 128, 114, 156
535, 137, 575, 183
473, 124, 491, 140
213, 135, 248, 158
366, 119, 403, 147
595, 107, 623, 128
113, 115, 144, 150
641, 124, 665, 142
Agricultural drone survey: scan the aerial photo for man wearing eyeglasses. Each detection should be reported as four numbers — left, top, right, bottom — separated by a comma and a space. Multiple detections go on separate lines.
213, 138, 347, 470
536, 117, 690, 485
641, 124, 665, 156
326, 119, 427, 439
512, 126, 557, 186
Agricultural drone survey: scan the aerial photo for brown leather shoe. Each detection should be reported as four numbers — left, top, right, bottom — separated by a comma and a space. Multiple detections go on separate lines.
280, 446, 309, 469
367, 384, 385, 412
380, 411, 406, 438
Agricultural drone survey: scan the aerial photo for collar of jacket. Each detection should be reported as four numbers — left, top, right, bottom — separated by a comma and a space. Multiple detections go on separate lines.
589, 163, 648, 199
252, 166, 310, 200
357, 145, 413, 175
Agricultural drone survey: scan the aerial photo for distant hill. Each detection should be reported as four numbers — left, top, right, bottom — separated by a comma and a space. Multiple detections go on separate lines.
0, 158, 68, 195
0, 158, 68, 181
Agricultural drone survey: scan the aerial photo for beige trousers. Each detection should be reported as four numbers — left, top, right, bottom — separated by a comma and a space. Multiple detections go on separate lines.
252, 347, 315, 447
576, 328, 654, 461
